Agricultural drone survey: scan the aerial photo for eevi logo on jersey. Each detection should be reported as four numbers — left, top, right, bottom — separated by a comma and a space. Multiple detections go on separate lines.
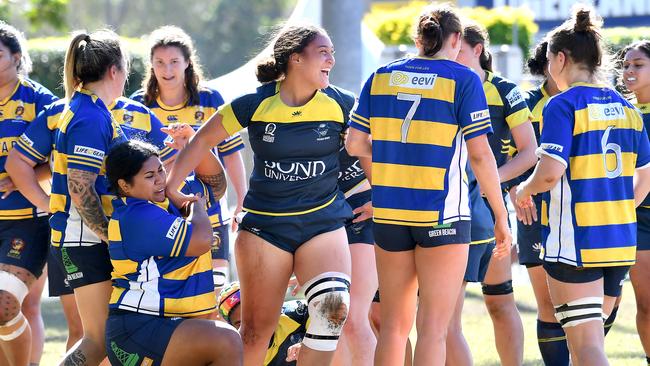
389, 70, 437, 89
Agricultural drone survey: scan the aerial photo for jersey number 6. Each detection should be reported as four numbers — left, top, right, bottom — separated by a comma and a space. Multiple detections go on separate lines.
601, 125, 623, 179
397, 92, 422, 143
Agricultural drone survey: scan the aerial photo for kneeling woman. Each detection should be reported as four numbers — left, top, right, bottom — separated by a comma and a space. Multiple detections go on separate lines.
105, 140, 242, 366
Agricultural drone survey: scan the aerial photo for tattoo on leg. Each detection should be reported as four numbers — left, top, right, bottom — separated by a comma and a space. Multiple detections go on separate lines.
63, 349, 87, 366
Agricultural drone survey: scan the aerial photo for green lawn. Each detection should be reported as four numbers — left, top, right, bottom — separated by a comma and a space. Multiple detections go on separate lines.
41, 282, 645, 365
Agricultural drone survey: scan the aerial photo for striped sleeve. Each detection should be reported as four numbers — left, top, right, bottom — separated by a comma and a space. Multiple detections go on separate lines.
65, 114, 110, 173
457, 72, 492, 140
536, 97, 573, 167
14, 110, 52, 163
216, 133, 245, 156
349, 73, 373, 133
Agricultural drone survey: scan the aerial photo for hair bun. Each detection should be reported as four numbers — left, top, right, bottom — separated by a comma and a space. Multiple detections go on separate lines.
574, 9, 593, 32
422, 17, 441, 36
255, 57, 281, 83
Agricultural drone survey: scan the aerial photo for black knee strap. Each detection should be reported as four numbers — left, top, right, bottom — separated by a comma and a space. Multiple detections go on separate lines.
482, 280, 513, 295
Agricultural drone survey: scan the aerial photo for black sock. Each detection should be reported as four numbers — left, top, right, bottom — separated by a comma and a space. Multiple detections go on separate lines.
537, 319, 570, 366
604, 305, 619, 336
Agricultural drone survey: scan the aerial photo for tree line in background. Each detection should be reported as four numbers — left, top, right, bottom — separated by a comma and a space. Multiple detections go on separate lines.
1, 0, 295, 97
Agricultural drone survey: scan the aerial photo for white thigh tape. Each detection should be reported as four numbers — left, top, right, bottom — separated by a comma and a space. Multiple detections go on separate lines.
0, 271, 28, 304
554, 296, 603, 328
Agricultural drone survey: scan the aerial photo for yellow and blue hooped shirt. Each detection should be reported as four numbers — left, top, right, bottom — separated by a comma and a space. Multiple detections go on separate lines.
538, 83, 650, 267
48, 89, 127, 247
218, 81, 355, 216
0, 78, 56, 220
350, 57, 493, 227
108, 176, 216, 317
131, 87, 244, 227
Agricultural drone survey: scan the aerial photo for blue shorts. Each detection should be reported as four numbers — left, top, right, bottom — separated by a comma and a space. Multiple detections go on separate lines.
0, 217, 49, 278
637, 207, 650, 251
464, 241, 495, 283
543, 262, 629, 297
517, 195, 543, 267
106, 310, 184, 366
50, 244, 112, 289
374, 220, 471, 252
47, 246, 73, 297
210, 224, 230, 260
345, 190, 373, 245
239, 195, 353, 253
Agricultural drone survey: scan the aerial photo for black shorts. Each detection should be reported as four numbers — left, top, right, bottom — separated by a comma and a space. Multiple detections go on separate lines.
345, 190, 373, 245
464, 241, 495, 283
374, 220, 471, 252
106, 310, 184, 366
543, 262, 629, 297
47, 245, 73, 297
239, 195, 353, 254
637, 207, 650, 251
0, 217, 49, 278
210, 224, 230, 261
50, 244, 112, 289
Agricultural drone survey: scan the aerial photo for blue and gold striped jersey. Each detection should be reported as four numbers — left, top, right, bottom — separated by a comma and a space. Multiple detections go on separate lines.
350, 57, 492, 226
108, 177, 216, 317
131, 86, 244, 226
219, 81, 355, 216
0, 78, 56, 220
16, 98, 176, 167
538, 83, 650, 267
49, 89, 127, 247
636, 102, 650, 208
483, 71, 533, 168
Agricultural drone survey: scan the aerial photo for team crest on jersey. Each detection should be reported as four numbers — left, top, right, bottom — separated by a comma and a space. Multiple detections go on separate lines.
8, 238, 25, 259
167, 115, 179, 123
14, 105, 24, 118
314, 123, 330, 141
122, 111, 134, 125
263, 123, 276, 143
195, 110, 204, 122
505, 87, 524, 108
389, 70, 437, 89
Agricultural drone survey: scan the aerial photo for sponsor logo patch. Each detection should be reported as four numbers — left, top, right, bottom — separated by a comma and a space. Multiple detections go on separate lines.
505, 87, 524, 108
588, 102, 625, 121
540, 143, 564, 153
428, 228, 457, 237
19, 134, 34, 146
389, 70, 437, 89
166, 218, 183, 239
73, 145, 105, 159
471, 109, 490, 122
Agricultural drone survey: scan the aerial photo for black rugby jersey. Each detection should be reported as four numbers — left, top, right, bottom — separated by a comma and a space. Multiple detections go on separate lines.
219, 82, 355, 215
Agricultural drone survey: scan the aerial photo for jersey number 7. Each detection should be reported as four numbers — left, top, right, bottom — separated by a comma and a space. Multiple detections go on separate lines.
397, 92, 422, 143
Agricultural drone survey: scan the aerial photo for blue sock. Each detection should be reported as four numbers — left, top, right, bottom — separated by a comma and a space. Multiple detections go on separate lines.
537, 319, 570, 366
604, 305, 619, 336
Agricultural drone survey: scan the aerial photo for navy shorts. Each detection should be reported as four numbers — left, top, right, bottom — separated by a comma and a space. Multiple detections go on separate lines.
210, 224, 230, 260
47, 246, 73, 297
464, 241, 495, 283
543, 262, 629, 297
106, 310, 184, 366
239, 195, 353, 253
50, 244, 112, 289
345, 190, 373, 245
0, 217, 49, 278
468, 174, 494, 245
374, 220, 471, 252
517, 195, 543, 267
637, 207, 650, 251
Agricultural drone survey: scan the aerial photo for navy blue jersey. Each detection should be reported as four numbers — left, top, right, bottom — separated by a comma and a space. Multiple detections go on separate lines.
219, 82, 355, 216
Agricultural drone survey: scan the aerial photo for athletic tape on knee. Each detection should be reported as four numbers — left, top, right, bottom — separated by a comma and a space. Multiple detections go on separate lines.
213, 267, 229, 288
0, 271, 28, 304
554, 297, 603, 328
302, 271, 351, 352
482, 280, 513, 296
0, 313, 27, 341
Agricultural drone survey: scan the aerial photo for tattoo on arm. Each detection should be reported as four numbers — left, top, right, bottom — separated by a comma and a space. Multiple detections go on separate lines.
63, 349, 87, 366
196, 171, 227, 200
68, 168, 109, 242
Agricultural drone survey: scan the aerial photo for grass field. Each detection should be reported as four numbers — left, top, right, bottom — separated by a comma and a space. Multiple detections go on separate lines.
40, 280, 646, 365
